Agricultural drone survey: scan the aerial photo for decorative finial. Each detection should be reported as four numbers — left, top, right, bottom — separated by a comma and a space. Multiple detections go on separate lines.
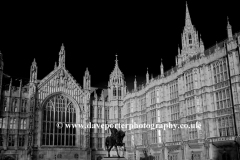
59, 43, 65, 67
185, 1, 192, 26
227, 16, 231, 28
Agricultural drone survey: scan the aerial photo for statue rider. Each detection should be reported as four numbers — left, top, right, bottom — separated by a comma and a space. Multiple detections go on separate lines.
110, 124, 119, 144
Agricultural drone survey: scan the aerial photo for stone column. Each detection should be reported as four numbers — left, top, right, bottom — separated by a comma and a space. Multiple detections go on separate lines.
181, 142, 185, 160
164, 147, 168, 160
209, 143, 215, 160
186, 143, 191, 160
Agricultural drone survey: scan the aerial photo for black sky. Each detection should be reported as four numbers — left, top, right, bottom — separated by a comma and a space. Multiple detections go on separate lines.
0, 1, 239, 90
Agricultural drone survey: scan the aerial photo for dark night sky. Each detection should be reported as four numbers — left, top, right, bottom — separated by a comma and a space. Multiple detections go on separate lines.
0, 1, 239, 90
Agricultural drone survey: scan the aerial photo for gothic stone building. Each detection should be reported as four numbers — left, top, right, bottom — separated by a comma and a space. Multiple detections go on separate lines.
89, 55, 126, 160
0, 45, 92, 160
122, 3, 240, 160
0, 42, 126, 160
1, 2, 240, 160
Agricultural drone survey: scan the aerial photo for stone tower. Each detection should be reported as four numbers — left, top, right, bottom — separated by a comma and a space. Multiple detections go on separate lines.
108, 55, 126, 123
179, 2, 204, 64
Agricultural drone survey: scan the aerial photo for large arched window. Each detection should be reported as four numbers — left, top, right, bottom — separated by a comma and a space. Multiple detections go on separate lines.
42, 95, 76, 146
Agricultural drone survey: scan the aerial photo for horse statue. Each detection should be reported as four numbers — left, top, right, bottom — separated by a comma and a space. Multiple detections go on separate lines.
105, 125, 126, 158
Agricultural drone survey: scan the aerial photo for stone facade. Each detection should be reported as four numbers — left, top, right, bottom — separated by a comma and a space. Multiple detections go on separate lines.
89, 55, 126, 160
0, 44, 92, 160
0, 2, 240, 160
122, 3, 240, 160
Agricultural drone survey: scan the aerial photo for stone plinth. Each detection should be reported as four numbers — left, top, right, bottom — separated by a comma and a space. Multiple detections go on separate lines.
102, 157, 127, 160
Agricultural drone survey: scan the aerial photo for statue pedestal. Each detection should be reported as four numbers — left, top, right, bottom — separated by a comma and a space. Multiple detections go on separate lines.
102, 157, 127, 160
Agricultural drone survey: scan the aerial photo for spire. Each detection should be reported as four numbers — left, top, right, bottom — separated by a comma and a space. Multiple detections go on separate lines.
161, 59, 164, 78
114, 54, 119, 72
85, 67, 89, 75
59, 43, 65, 67
32, 58, 36, 65
134, 75, 137, 92
199, 34, 203, 44
101, 90, 105, 100
115, 54, 118, 65
30, 58, 37, 83
54, 62, 57, 69
84, 67, 91, 90
227, 17, 233, 40
185, 2, 192, 27
199, 34, 204, 53
146, 68, 149, 84
227, 16, 231, 29
110, 54, 123, 79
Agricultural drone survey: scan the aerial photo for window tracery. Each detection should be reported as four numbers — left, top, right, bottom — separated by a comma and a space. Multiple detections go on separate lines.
42, 95, 77, 146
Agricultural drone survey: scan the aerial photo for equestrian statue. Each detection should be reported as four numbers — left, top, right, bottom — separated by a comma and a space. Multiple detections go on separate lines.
105, 124, 126, 158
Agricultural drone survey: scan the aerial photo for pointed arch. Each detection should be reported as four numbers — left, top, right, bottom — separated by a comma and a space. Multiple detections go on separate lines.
40, 92, 84, 147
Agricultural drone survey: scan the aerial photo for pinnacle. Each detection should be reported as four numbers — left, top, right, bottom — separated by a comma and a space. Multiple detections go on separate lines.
32, 58, 36, 64
227, 16, 231, 28
85, 67, 89, 75
111, 54, 122, 78
185, 1, 192, 27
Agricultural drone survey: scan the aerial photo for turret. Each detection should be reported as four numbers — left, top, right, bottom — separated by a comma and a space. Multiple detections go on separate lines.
175, 56, 178, 66
161, 59, 164, 78
108, 55, 125, 101
181, 2, 201, 60
29, 59, 37, 96
59, 43, 65, 67
30, 59, 37, 83
227, 17, 233, 40
199, 34, 205, 53
134, 76, 137, 92
54, 62, 57, 70
146, 68, 149, 84
83, 68, 91, 91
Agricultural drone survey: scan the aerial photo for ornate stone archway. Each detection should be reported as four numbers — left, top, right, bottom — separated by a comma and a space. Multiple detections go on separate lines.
40, 93, 84, 147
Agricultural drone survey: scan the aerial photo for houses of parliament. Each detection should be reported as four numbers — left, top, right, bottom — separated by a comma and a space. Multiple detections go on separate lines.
0, 2, 240, 160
